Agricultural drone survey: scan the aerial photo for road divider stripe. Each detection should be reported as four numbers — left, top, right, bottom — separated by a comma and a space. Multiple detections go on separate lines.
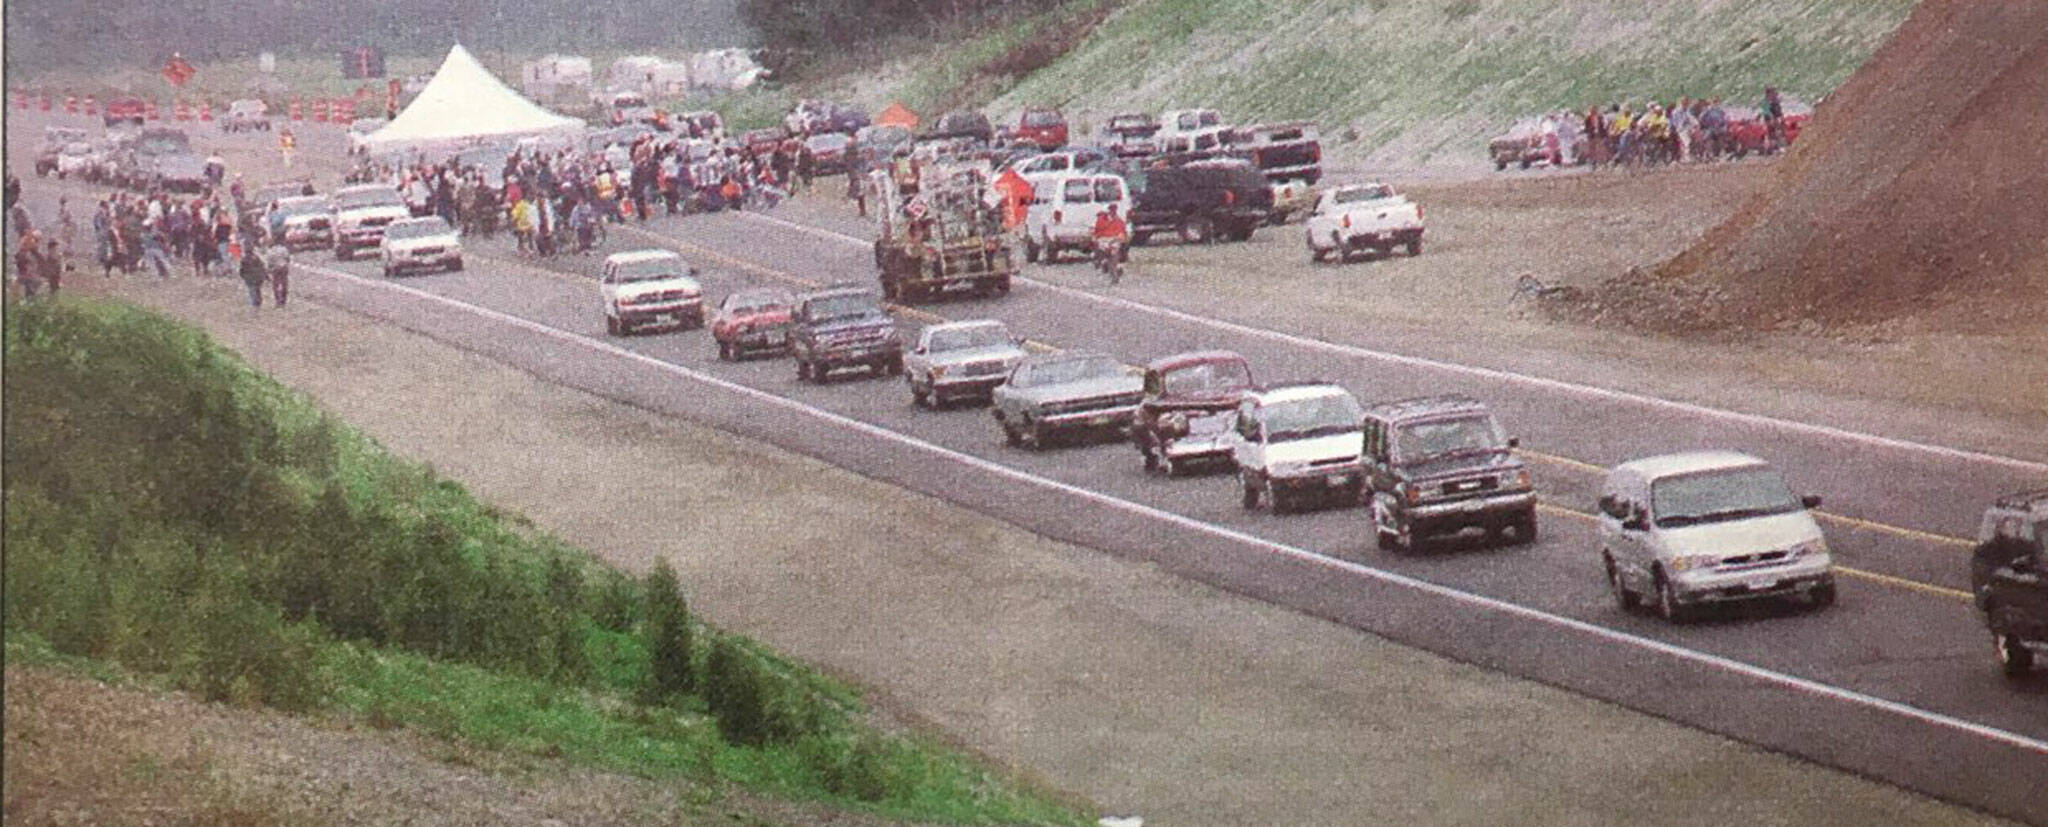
732, 210, 2048, 476
630, 212, 1989, 550
297, 259, 2048, 758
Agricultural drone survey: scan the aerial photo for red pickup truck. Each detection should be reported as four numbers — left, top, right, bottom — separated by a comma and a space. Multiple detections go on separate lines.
1013, 107, 1068, 151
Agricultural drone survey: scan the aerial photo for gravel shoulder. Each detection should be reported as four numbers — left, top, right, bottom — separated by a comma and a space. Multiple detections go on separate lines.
66, 272, 2001, 826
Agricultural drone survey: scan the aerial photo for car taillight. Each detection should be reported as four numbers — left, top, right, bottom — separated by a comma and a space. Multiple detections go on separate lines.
1342, 215, 1351, 229
1311, 144, 1321, 162
1415, 204, 1424, 221
1053, 210, 1062, 224
1223, 189, 1235, 206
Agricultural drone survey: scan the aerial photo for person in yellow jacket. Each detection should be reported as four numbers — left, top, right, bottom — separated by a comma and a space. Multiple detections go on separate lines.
510, 197, 535, 255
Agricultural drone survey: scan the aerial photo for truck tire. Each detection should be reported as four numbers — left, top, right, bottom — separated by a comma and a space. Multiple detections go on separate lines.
1605, 555, 1641, 612
1997, 632, 2036, 677
1178, 216, 1214, 245
1240, 472, 1261, 510
1310, 244, 1330, 263
1131, 231, 1152, 247
1024, 236, 1041, 263
1406, 238, 1423, 257
796, 359, 812, 382
1655, 571, 1692, 623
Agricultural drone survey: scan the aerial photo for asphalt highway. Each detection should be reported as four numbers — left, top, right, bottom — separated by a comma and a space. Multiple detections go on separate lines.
13, 154, 2047, 820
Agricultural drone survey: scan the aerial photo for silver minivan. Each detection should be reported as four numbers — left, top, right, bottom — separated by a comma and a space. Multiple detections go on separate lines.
1597, 451, 1836, 622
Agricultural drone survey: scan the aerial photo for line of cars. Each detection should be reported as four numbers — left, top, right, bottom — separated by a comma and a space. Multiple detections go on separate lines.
32, 125, 212, 193
598, 260, 1992, 651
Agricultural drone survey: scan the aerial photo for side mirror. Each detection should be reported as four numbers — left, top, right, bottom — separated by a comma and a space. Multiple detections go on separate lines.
1800, 494, 1823, 510
1622, 506, 1649, 532
913, 345, 927, 355
1597, 495, 1621, 519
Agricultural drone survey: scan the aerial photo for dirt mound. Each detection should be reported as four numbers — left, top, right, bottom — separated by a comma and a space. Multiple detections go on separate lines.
1573, 0, 2048, 334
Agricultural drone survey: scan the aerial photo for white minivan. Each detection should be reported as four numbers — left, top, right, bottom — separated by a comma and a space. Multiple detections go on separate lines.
1597, 451, 1836, 622
1023, 172, 1131, 265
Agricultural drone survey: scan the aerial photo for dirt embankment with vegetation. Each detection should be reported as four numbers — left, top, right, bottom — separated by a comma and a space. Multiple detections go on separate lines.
0, 298, 1086, 826
1565, 0, 2048, 335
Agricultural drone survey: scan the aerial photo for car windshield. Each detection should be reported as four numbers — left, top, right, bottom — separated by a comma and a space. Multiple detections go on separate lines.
385, 220, 450, 240
1264, 394, 1365, 442
613, 258, 683, 283
1651, 467, 1802, 528
807, 293, 878, 321
808, 134, 850, 151
1023, 110, 1062, 127
1016, 355, 1121, 388
727, 294, 789, 314
1161, 360, 1251, 395
137, 134, 189, 154
1334, 185, 1394, 204
928, 324, 1009, 352
1391, 415, 1506, 464
336, 188, 403, 210
63, 143, 91, 154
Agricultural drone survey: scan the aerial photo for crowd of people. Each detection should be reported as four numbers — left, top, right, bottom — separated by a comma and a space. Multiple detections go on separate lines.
345, 130, 837, 258
1519, 87, 1798, 169
6, 169, 293, 308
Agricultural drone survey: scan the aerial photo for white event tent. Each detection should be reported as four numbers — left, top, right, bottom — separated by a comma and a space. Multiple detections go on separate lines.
358, 44, 584, 154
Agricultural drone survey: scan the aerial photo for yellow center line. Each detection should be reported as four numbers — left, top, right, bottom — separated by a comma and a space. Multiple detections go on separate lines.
620, 220, 1980, 564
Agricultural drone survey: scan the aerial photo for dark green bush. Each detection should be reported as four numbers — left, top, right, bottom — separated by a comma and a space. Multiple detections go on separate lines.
641, 560, 694, 702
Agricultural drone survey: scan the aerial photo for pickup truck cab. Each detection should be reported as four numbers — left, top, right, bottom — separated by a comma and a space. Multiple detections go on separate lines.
790, 284, 903, 382
1133, 350, 1256, 477
331, 184, 412, 260
1007, 149, 1112, 180
1365, 395, 1536, 553
1971, 489, 2048, 677
224, 99, 272, 132
1305, 183, 1425, 262
379, 216, 464, 277
1101, 112, 1162, 159
35, 127, 90, 176
1158, 108, 1224, 141
1230, 383, 1368, 513
1597, 451, 1834, 622
1127, 159, 1272, 245
1235, 121, 1322, 185
54, 142, 95, 178
1024, 172, 1131, 264
1014, 107, 1069, 150
992, 351, 1143, 449
904, 319, 1029, 408
602, 250, 705, 335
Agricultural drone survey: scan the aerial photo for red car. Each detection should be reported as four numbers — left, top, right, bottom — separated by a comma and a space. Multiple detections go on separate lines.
103, 97, 146, 127
1131, 350, 1257, 476
711, 287, 796, 360
1724, 100, 1811, 157
1014, 107, 1068, 151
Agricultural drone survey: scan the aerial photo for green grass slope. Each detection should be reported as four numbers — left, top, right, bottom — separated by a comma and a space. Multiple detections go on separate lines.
994, 0, 1912, 167
2, 298, 1085, 826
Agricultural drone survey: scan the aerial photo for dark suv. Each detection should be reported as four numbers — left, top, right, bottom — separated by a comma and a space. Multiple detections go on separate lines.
1362, 395, 1537, 553
1971, 489, 2048, 678
1126, 159, 1274, 245
924, 111, 995, 145
790, 284, 904, 383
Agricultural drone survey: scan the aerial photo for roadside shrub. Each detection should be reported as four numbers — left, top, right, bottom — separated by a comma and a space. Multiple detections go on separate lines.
703, 635, 771, 745
641, 560, 694, 702
802, 734, 897, 802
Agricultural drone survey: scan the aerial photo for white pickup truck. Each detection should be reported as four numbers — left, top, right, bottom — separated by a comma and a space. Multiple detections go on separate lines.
1304, 183, 1425, 263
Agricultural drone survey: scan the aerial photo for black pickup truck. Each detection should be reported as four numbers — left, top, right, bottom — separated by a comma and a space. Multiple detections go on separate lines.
1124, 159, 1274, 245
790, 284, 904, 383
1971, 489, 2048, 678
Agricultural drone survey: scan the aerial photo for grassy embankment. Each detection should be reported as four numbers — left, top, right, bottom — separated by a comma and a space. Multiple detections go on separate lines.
2, 297, 1086, 826
995, 0, 1912, 166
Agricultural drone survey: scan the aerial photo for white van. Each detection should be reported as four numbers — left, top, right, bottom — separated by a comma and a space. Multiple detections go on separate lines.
1023, 172, 1132, 264
1597, 451, 1836, 622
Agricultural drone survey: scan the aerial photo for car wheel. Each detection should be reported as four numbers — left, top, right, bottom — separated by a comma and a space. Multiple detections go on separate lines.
1240, 472, 1261, 510
1605, 555, 1641, 612
1655, 571, 1690, 623
1997, 632, 2036, 677
796, 359, 813, 382
1495, 159, 1508, 172
1156, 450, 1179, 478
1140, 443, 1159, 474
1024, 236, 1041, 263
911, 382, 930, 408
448, 257, 464, 272
1024, 421, 1047, 451
1807, 581, 1838, 610
382, 265, 395, 278
1178, 216, 1214, 245
606, 315, 621, 336
1406, 239, 1423, 257
885, 355, 904, 376
336, 246, 351, 261
1513, 508, 1538, 545
717, 340, 731, 360
1310, 244, 1330, 263
1002, 421, 1022, 447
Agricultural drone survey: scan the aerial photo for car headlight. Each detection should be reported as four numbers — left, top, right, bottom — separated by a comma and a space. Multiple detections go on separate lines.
1669, 554, 1718, 573
1509, 469, 1532, 490
930, 365, 949, 379
1790, 539, 1829, 559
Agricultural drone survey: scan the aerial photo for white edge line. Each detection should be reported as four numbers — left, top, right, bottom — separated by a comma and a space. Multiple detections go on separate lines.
732, 210, 2048, 475
303, 261, 2048, 758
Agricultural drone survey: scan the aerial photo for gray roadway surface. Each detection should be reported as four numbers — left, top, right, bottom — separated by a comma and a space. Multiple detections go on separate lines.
13, 159, 2047, 822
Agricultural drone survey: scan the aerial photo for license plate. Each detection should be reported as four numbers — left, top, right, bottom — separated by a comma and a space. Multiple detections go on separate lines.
762, 332, 785, 345
1089, 413, 1114, 425
1326, 474, 1352, 487
1748, 577, 1779, 591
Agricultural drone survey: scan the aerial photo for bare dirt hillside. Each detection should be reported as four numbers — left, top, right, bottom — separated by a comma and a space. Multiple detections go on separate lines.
1575, 0, 2048, 334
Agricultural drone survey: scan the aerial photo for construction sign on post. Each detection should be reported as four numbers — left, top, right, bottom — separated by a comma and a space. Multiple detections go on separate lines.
162, 53, 196, 87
